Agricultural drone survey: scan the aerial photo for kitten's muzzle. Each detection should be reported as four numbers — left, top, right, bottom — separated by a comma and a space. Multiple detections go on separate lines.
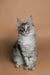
25, 31, 27, 32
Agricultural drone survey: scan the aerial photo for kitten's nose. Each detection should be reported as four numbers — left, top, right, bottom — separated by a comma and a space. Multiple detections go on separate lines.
25, 30, 27, 32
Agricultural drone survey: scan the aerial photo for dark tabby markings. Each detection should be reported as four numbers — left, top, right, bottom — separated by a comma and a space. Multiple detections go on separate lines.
34, 34, 36, 37
22, 23, 27, 26
32, 24, 34, 26
13, 43, 16, 49
28, 56, 33, 60
34, 47, 36, 50
13, 41, 18, 49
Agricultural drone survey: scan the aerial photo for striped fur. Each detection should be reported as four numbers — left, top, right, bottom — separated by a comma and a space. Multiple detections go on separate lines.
13, 16, 37, 70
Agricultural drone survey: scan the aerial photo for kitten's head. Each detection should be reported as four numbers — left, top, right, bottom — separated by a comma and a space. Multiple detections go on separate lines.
17, 16, 33, 35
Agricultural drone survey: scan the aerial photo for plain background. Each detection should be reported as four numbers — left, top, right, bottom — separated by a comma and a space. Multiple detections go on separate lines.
0, 0, 50, 75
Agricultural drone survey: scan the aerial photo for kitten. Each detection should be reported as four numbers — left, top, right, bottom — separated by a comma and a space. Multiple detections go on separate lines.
13, 16, 37, 70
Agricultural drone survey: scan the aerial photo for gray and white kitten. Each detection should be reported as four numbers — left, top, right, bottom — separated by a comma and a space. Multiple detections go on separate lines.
13, 16, 37, 70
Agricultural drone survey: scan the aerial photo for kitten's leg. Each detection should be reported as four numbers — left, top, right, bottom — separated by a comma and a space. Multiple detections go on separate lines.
28, 57, 35, 70
13, 48, 24, 68
28, 55, 37, 70
23, 56, 30, 70
23, 56, 35, 70
15, 62, 20, 68
14, 56, 23, 68
22, 52, 31, 70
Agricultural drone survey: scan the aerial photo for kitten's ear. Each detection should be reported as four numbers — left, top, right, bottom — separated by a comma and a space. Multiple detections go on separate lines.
17, 18, 22, 26
27, 16, 33, 24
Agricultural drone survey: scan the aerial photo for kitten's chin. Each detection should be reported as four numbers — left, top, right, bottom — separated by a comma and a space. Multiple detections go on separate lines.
21, 33, 25, 35
19, 32, 25, 35
19, 31, 29, 35
21, 33, 29, 36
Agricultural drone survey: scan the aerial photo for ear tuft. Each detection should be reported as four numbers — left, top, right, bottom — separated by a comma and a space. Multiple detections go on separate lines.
27, 16, 33, 24
17, 18, 22, 26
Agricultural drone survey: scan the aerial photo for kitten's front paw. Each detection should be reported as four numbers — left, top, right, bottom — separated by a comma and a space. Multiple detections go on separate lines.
15, 64, 20, 68
28, 67, 35, 71
24, 66, 28, 70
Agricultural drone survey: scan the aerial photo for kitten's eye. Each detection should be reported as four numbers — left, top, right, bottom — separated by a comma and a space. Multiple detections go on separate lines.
27, 26, 30, 30
21, 27, 24, 30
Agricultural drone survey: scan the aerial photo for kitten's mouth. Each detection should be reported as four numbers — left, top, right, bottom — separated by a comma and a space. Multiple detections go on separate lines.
22, 31, 29, 35
19, 31, 29, 35
25, 31, 27, 32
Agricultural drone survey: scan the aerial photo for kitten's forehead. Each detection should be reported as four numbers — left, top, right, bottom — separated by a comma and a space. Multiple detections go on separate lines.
20, 23, 26, 27
23, 23, 29, 30
19, 23, 29, 29
22, 23, 27, 25
22, 23, 29, 27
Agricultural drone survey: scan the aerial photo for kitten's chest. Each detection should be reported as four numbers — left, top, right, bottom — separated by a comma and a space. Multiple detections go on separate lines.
18, 36, 32, 45
18, 35, 35, 51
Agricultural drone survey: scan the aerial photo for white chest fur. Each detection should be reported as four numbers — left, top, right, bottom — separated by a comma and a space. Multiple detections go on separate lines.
18, 27, 36, 52
18, 33, 36, 52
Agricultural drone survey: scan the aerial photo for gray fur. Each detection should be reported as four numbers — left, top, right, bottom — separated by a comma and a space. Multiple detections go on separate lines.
13, 16, 37, 70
